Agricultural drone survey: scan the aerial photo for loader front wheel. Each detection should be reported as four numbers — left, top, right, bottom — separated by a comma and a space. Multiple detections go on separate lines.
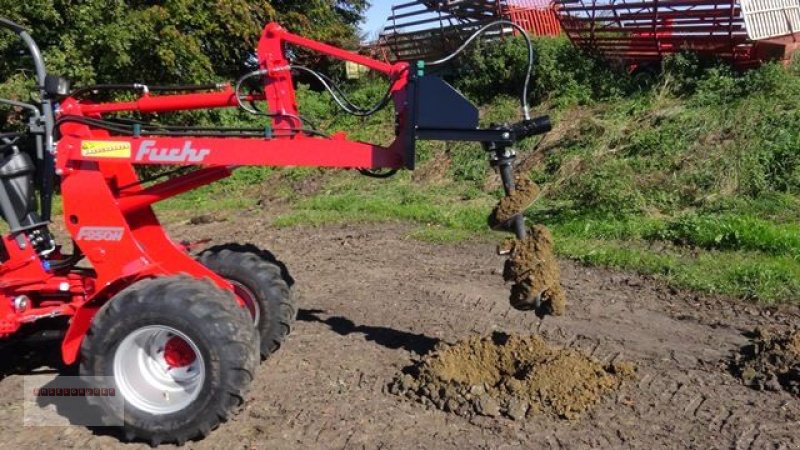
198, 244, 296, 360
79, 276, 259, 446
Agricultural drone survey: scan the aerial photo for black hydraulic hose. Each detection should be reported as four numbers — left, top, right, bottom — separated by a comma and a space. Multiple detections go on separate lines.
68, 84, 145, 98
236, 65, 394, 119
41, 146, 54, 221
57, 115, 327, 138
289, 65, 395, 117
147, 83, 226, 92
107, 117, 323, 135
233, 69, 321, 131
56, 116, 132, 135
48, 246, 84, 270
117, 166, 195, 191
425, 20, 535, 121
358, 168, 398, 178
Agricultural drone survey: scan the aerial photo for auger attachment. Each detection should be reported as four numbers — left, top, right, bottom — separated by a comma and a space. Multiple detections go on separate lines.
484, 123, 566, 316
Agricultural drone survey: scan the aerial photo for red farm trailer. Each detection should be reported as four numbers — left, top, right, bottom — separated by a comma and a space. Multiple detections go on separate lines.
377, 0, 560, 62
555, 0, 800, 70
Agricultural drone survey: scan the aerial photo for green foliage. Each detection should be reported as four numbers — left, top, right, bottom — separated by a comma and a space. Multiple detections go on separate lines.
653, 214, 800, 257
276, 178, 493, 232
529, 59, 800, 222
0, 0, 368, 110
663, 53, 799, 102
556, 235, 800, 303
451, 36, 633, 106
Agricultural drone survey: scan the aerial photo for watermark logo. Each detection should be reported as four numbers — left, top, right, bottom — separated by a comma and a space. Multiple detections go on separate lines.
23, 375, 124, 427
76, 226, 124, 241
136, 140, 211, 163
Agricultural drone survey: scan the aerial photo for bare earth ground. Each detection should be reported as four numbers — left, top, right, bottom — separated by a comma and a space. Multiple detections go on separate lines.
0, 212, 799, 449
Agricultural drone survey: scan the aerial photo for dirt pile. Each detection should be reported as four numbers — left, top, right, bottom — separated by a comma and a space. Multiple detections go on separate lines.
731, 327, 800, 395
501, 225, 566, 315
389, 333, 635, 420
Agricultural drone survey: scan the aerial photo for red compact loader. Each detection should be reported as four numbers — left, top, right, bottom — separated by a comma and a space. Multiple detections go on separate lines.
0, 17, 550, 444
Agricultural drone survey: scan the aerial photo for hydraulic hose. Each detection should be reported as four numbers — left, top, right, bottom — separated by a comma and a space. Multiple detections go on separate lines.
234, 69, 322, 131
289, 65, 394, 117
425, 20, 535, 121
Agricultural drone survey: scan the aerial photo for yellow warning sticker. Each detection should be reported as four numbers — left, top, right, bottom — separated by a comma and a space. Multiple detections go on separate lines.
80, 141, 131, 158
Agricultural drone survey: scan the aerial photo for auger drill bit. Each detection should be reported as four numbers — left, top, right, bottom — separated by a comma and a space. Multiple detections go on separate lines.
487, 137, 566, 316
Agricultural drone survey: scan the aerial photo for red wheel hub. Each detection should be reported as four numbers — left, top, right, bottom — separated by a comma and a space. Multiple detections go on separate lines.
164, 336, 197, 368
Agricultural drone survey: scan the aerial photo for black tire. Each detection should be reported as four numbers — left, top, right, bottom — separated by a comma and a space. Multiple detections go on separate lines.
79, 276, 259, 446
198, 243, 296, 360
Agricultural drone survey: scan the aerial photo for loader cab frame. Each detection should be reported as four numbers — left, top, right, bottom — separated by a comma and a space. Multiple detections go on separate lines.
0, 18, 62, 253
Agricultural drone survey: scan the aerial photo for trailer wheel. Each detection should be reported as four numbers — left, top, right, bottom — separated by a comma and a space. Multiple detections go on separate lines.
79, 276, 258, 446
198, 244, 296, 359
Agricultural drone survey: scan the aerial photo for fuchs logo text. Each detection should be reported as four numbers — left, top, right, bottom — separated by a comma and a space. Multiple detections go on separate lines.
136, 140, 211, 163
76, 226, 124, 241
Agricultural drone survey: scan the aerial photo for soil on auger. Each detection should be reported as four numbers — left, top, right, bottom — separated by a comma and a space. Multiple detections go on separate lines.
500, 225, 566, 315
731, 327, 800, 395
388, 333, 635, 420
489, 176, 541, 229
486, 173, 565, 315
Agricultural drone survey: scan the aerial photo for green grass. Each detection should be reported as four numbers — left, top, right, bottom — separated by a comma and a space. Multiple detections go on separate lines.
152, 166, 273, 211
543, 213, 800, 257
556, 235, 800, 302
273, 176, 497, 240
273, 184, 800, 303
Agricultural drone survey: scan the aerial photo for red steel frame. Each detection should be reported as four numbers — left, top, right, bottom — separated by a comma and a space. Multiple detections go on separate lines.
0, 23, 412, 364
506, 0, 562, 36
555, 0, 753, 67
376, 0, 560, 62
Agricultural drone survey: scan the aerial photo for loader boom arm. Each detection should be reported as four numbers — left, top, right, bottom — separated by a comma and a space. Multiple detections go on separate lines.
57, 23, 414, 175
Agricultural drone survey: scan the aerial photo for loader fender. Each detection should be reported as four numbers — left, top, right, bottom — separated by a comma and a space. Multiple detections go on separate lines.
61, 303, 100, 365
62, 270, 244, 364
61, 275, 144, 365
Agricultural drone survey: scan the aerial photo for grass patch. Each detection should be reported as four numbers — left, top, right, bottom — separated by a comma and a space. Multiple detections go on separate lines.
556, 234, 800, 303
153, 167, 273, 211
540, 213, 800, 258
274, 180, 800, 304
274, 178, 495, 233
408, 226, 501, 244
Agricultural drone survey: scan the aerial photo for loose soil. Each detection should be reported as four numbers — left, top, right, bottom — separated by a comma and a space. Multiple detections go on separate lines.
489, 174, 564, 315
488, 175, 541, 229
731, 327, 800, 395
389, 332, 634, 420
0, 216, 798, 449
502, 225, 566, 315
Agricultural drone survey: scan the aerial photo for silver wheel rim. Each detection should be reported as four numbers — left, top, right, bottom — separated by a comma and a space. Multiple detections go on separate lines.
231, 281, 261, 325
113, 325, 205, 415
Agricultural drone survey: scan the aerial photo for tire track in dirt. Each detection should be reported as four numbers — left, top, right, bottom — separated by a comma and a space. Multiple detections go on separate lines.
254, 222, 797, 449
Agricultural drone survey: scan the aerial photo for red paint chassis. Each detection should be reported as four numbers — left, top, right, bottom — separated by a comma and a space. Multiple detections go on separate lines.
1, 23, 417, 364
